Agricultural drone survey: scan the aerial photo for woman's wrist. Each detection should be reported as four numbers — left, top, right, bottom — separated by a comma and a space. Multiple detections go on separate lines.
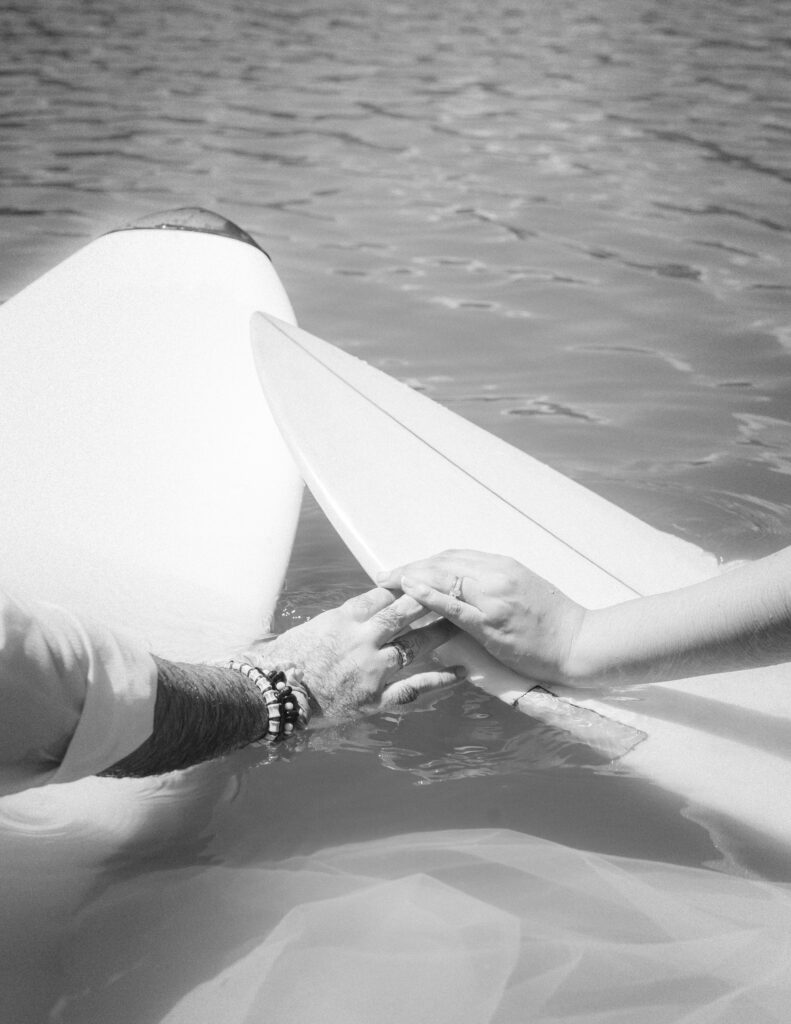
551, 607, 594, 686
556, 591, 721, 689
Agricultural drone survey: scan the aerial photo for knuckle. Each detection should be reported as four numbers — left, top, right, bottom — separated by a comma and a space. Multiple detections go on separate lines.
489, 570, 512, 593
505, 559, 528, 583
487, 597, 511, 628
503, 556, 529, 580
346, 588, 389, 620
344, 592, 370, 617
375, 608, 401, 633
394, 595, 423, 618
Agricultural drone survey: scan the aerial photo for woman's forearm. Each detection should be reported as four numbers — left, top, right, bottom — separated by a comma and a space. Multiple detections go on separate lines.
566, 547, 791, 686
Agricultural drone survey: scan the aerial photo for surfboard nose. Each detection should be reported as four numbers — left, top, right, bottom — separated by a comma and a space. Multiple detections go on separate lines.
113, 207, 268, 255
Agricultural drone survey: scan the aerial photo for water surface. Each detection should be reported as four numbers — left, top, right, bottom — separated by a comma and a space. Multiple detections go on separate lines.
1, 0, 790, 1020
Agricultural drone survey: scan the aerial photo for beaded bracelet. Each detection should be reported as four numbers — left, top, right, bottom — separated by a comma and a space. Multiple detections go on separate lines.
228, 660, 310, 744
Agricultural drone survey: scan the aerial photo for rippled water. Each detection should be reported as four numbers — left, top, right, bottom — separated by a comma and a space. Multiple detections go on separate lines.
2, 0, 791, 1019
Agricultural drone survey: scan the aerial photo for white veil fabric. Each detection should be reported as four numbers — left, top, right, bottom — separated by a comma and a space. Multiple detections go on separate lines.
53, 828, 790, 1023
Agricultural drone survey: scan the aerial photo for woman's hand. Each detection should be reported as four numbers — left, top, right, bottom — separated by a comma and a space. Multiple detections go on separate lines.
377, 550, 587, 686
239, 587, 464, 720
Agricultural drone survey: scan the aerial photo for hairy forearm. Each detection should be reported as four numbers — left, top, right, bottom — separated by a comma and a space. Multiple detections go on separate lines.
101, 657, 269, 777
567, 548, 791, 686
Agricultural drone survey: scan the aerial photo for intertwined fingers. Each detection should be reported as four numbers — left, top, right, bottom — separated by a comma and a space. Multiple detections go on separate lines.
369, 593, 430, 643
379, 618, 456, 674
344, 587, 400, 621
377, 552, 495, 612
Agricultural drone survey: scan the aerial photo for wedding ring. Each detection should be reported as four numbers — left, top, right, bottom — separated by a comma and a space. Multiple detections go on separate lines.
448, 575, 464, 602
384, 637, 413, 670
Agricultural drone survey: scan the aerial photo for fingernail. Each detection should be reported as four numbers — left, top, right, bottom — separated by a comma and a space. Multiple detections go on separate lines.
375, 571, 389, 582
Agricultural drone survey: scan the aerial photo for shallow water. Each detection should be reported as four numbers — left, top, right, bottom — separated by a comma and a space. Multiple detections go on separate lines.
2, 0, 791, 1020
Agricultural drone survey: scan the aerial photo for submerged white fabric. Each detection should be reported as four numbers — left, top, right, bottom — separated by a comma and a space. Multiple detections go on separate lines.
57, 828, 790, 1023
0, 590, 156, 794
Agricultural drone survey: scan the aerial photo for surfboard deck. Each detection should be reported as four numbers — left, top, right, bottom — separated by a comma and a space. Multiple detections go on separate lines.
251, 312, 791, 861
0, 211, 303, 664
0, 211, 304, 840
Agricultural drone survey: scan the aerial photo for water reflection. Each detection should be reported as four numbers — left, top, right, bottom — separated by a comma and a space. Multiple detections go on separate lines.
333, 685, 624, 783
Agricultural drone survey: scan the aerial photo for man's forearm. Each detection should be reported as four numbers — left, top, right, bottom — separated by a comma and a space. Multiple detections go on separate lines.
102, 657, 269, 777
567, 547, 791, 686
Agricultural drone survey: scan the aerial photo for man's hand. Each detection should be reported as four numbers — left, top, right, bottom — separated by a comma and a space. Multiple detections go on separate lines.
104, 588, 465, 779
238, 587, 465, 720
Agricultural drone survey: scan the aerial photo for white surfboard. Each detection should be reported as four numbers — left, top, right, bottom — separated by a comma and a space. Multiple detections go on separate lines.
251, 312, 791, 862
0, 210, 303, 838
0, 210, 303, 664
